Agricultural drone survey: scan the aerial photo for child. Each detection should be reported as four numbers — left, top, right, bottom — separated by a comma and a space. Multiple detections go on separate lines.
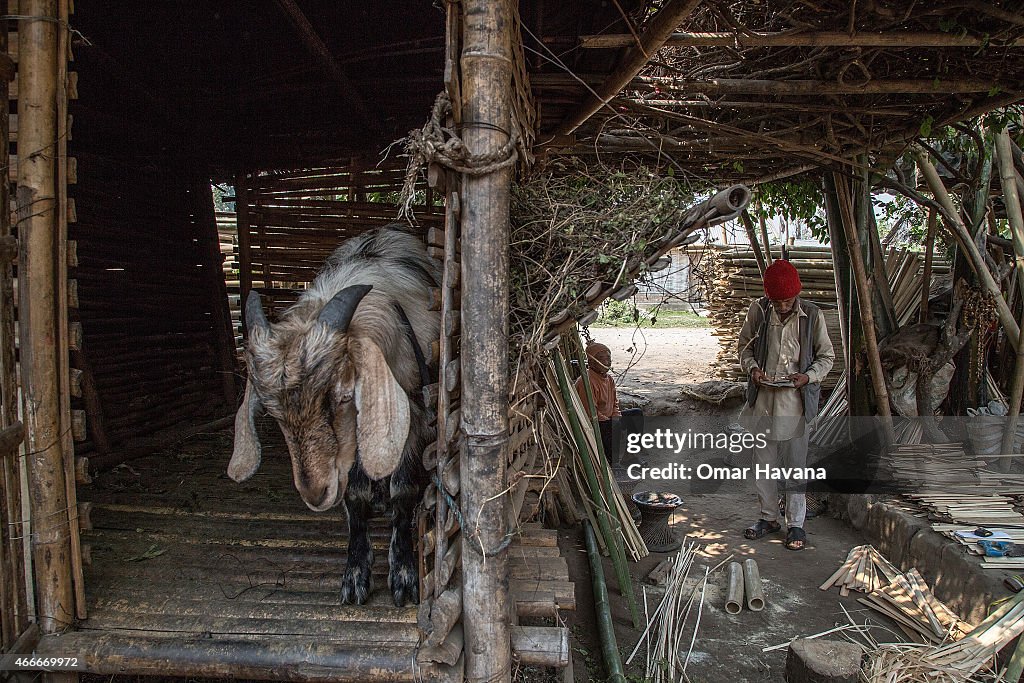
575, 342, 642, 468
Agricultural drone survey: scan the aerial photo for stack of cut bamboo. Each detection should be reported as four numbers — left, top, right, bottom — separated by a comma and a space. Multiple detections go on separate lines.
863, 592, 1024, 680
820, 544, 900, 595
708, 246, 950, 388
822, 545, 973, 644
707, 246, 845, 387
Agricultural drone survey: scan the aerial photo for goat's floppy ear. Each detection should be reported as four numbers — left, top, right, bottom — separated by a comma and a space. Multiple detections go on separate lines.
353, 339, 410, 480
228, 379, 263, 482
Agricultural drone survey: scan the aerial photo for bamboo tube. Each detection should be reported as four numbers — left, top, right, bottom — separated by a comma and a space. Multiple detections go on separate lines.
832, 171, 895, 441
725, 562, 744, 614
914, 148, 1019, 349
584, 520, 626, 683
742, 559, 765, 612
997, 130, 1024, 460
18, 0, 74, 633
459, 0, 514, 678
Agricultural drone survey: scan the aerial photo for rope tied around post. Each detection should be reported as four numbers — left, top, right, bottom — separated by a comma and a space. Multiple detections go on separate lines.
431, 473, 515, 558
398, 91, 519, 217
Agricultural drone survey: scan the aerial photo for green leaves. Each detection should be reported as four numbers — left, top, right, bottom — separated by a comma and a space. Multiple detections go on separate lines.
919, 115, 934, 138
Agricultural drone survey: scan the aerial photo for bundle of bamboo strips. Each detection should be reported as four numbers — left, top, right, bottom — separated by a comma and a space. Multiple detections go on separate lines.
626, 543, 728, 683
822, 545, 973, 644
820, 544, 901, 595
545, 336, 645, 629
545, 352, 648, 561
862, 591, 1024, 682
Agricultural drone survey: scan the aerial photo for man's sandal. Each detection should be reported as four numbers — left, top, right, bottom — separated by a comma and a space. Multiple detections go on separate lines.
786, 527, 807, 551
744, 519, 782, 540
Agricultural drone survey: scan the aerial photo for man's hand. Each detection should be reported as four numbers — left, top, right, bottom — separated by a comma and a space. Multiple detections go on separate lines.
788, 373, 810, 389
751, 368, 767, 386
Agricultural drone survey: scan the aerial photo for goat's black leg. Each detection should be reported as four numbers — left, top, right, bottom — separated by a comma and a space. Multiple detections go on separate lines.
389, 456, 423, 607
341, 465, 374, 605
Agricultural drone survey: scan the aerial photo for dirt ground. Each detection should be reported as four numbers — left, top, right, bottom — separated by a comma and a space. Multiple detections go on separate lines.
561, 327, 891, 683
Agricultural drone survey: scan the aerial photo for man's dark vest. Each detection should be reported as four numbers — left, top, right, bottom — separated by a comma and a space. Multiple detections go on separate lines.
745, 296, 823, 419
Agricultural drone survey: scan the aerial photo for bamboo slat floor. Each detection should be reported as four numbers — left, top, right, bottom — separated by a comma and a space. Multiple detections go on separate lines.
34, 424, 574, 679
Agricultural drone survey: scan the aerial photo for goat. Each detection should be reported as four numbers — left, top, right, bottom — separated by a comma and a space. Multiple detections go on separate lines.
228, 225, 439, 607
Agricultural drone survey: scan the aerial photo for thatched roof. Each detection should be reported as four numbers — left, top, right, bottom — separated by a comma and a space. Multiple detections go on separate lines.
530, 1, 1024, 183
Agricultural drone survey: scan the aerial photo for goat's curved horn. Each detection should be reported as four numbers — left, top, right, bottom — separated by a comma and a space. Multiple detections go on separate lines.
318, 284, 372, 332
245, 291, 270, 331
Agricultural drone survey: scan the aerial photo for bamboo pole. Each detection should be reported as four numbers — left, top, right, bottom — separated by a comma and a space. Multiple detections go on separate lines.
758, 215, 773, 265
459, 0, 514, 678
56, 0, 86, 623
914, 148, 1019, 349
235, 174, 253, 335
832, 171, 895, 442
580, 30, 1024, 49
434, 184, 459, 600
583, 520, 626, 683
17, 0, 75, 633
996, 130, 1024, 458
0, 0, 28, 648
725, 562, 744, 614
920, 208, 937, 323
553, 0, 705, 136
739, 210, 766, 275
194, 181, 239, 407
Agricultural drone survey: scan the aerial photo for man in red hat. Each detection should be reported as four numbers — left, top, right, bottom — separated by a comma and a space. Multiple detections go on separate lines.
737, 259, 834, 551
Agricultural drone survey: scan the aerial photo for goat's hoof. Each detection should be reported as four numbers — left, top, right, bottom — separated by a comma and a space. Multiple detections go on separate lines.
340, 564, 373, 605
390, 563, 419, 607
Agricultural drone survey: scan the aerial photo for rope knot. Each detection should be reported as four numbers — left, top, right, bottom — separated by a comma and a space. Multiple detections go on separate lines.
399, 91, 519, 217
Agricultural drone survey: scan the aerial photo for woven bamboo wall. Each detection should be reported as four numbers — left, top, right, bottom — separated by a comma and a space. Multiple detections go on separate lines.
69, 154, 236, 464
236, 165, 443, 323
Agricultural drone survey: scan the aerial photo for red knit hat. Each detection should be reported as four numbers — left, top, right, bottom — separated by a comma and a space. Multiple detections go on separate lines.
763, 260, 802, 300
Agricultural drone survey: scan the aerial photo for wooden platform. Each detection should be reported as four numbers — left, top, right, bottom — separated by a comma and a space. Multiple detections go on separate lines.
35, 426, 573, 679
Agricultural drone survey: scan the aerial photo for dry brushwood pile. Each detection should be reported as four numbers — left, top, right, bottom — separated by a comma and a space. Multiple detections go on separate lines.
509, 161, 704, 351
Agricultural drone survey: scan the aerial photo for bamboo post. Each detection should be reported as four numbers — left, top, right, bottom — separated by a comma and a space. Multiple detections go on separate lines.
832, 171, 895, 443
914, 148, 1020, 350
459, 0, 514, 679
996, 130, 1024, 459
0, 0, 28, 646
920, 208, 937, 322
17, 0, 75, 632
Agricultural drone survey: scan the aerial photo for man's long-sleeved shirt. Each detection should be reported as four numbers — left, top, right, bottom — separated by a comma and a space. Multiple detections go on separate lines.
737, 299, 834, 440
